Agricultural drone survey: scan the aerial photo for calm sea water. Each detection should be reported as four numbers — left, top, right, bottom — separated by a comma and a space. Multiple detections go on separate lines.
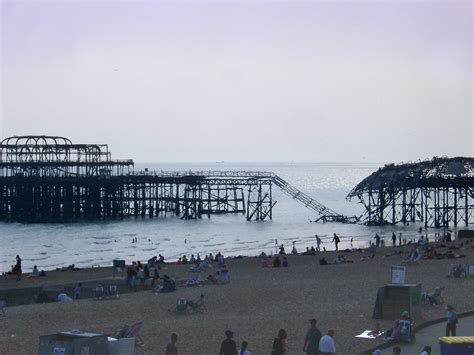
0, 162, 434, 273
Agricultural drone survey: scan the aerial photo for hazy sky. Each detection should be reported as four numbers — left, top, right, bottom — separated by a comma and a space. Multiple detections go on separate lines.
1, 1, 472, 162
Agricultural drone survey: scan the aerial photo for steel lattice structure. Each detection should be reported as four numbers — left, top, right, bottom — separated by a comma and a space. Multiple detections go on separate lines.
0, 135, 349, 223
347, 157, 474, 227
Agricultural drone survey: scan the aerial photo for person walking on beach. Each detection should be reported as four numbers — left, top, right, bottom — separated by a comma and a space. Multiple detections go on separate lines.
165, 333, 178, 355
446, 305, 458, 336
315, 235, 322, 251
392, 232, 397, 247
332, 234, 340, 251
398, 233, 402, 246
15, 255, 22, 281
319, 329, 336, 355
220, 330, 237, 355
271, 329, 288, 355
374, 234, 381, 248
303, 318, 322, 355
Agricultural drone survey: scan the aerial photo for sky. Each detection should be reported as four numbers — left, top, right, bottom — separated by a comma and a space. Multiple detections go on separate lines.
1, 0, 472, 163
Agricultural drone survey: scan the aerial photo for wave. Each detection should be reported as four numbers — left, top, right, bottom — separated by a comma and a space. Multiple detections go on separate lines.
25, 256, 51, 261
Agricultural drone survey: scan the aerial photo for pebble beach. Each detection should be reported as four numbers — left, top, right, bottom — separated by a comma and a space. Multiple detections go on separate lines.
1, 243, 473, 355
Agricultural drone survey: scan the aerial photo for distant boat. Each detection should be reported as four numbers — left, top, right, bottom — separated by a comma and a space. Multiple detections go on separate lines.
215, 161, 225, 164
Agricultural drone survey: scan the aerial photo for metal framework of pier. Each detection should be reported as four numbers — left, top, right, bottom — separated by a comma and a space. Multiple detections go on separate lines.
347, 157, 474, 227
0, 135, 350, 223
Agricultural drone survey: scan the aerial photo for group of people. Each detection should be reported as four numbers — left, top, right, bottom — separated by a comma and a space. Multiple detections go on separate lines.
125, 260, 161, 290
177, 252, 225, 266
216, 319, 336, 355
6, 255, 22, 281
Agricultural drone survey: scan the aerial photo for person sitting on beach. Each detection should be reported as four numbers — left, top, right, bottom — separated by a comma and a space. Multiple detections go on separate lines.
207, 273, 218, 284
335, 254, 352, 264
273, 256, 281, 268
209, 253, 214, 262
158, 254, 165, 264
385, 311, 414, 343
218, 254, 225, 267
190, 254, 196, 264
31, 265, 40, 277
282, 257, 289, 267
292, 245, 298, 255
182, 255, 188, 264
219, 264, 230, 284
261, 256, 271, 268
162, 275, 176, 293
57, 289, 72, 302
177, 257, 182, 264
196, 254, 202, 263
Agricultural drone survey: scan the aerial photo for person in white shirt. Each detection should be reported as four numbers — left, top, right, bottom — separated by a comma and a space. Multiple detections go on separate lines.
319, 329, 336, 355
238, 340, 251, 355
420, 346, 431, 355
57, 290, 72, 302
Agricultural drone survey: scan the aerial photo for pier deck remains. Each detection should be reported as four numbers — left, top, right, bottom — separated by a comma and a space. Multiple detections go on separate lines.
347, 157, 474, 227
0, 136, 350, 223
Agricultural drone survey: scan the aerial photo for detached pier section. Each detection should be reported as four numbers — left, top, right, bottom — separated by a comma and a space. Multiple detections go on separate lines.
347, 157, 474, 227
0, 135, 348, 223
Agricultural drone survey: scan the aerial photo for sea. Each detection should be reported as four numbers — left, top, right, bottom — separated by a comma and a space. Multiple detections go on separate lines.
0, 162, 454, 273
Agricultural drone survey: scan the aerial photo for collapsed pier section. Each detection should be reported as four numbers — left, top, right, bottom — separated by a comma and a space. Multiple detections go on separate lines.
347, 157, 474, 227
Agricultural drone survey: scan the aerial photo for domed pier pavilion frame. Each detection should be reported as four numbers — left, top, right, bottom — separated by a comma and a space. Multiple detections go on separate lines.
0, 136, 350, 223
347, 157, 474, 227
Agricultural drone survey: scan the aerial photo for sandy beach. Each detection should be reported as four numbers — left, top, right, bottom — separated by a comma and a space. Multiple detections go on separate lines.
1, 243, 474, 355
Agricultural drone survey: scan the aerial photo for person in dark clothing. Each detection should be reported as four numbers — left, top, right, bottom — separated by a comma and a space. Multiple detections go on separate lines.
15, 255, 22, 281
374, 234, 381, 247
273, 256, 281, 268
392, 232, 397, 247
332, 234, 340, 251
303, 319, 322, 355
220, 330, 237, 355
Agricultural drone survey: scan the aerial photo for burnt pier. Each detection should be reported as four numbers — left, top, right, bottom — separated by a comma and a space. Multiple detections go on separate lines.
347, 157, 474, 227
0, 135, 348, 223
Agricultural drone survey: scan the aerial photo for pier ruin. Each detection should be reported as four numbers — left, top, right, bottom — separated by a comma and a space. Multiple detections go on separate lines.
0, 135, 349, 223
347, 157, 474, 227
